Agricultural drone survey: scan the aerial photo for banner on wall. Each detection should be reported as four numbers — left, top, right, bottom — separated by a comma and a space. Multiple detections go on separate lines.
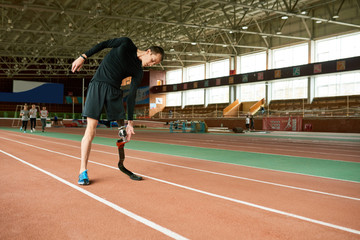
262, 117, 303, 131
0, 80, 64, 104
123, 86, 149, 105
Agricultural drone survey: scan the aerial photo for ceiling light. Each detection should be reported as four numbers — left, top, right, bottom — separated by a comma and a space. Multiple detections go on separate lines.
332, 15, 339, 19
229, 30, 233, 33
188, 53, 193, 56
200, 50, 205, 54
172, 57, 177, 61
301, 11, 307, 15
276, 31, 282, 35
281, 16, 288, 20
242, 26, 248, 30
170, 48, 175, 52
222, 44, 228, 47
191, 42, 197, 45
316, 20, 322, 24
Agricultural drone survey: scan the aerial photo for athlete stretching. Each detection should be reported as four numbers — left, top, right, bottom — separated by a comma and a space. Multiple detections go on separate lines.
71, 37, 164, 185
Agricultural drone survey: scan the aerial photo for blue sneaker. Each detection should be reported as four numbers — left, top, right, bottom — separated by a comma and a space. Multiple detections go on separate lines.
78, 170, 90, 185
23, 131, 26, 133
20, 127, 22, 131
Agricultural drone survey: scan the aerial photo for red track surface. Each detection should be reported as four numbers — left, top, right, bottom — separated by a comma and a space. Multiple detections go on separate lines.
1, 128, 360, 239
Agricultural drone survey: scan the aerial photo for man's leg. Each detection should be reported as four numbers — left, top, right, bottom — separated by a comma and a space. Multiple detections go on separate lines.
116, 120, 142, 181
78, 117, 98, 185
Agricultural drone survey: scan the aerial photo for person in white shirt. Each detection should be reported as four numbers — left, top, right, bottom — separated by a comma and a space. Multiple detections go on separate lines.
40, 106, 49, 132
20, 105, 30, 133
245, 114, 250, 131
29, 104, 38, 132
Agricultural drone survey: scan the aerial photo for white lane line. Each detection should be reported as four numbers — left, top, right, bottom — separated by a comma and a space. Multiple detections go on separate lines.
1, 137, 360, 235
0, 149, 188, 240
1, 134, 359, 200
92, 149, 360, 201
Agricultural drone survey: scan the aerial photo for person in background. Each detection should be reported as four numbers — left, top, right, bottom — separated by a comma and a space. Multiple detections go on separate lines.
20, 105, 30, 133
29, 104, 37, 132
260, 106, 265, 115
250, 113, 255, 131
40, 106, 49, 132
245, 113, 250, 131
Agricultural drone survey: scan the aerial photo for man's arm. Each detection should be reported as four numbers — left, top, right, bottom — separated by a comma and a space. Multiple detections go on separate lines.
71, 37, 130, 73
126, 73, 142, 121
125, 72, 143, 141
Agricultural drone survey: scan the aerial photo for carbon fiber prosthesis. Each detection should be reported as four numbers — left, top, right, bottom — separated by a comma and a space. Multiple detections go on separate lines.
116, 125, 142, 181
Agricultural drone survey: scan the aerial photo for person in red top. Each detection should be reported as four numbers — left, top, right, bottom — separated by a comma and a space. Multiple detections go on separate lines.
72, 37, 164, 185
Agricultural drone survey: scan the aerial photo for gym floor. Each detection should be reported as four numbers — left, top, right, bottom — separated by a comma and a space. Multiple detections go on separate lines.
0, 126, 359, 239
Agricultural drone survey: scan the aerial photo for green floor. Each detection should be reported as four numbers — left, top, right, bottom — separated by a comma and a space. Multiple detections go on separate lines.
2, 127, 360, 182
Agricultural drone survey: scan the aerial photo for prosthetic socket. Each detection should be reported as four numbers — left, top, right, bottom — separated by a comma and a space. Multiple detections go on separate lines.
116, 125, 142, 181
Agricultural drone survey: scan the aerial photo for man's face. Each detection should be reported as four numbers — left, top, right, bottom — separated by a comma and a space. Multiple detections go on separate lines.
142, 50, 162, 67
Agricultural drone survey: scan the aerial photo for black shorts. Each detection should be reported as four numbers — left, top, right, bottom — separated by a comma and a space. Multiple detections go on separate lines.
83, 81, 125, 121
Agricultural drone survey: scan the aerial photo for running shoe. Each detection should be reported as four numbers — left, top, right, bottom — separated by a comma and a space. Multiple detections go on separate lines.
23, 131, 26, 133
33, 128, 36, 132
20, 127, 22, 131
30, 130, 33, 133
78, 170, 90, 185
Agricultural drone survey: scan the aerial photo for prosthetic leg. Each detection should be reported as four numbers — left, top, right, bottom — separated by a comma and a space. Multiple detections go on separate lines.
116, 121, 142, 181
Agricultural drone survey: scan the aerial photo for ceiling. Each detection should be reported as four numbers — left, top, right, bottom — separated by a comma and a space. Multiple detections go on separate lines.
1, 0, 360, 77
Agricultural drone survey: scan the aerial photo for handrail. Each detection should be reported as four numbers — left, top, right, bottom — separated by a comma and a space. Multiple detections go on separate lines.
223, 99, 240, 117
249, 98, 265, 115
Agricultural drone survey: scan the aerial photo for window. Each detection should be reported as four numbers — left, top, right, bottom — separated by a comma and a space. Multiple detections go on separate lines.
166, 69, 182, 84
238, 82, 266, 102
208, 86, 229, 104
273, 43, 308, 68
239, 52, 266, 73
315, 72, 360, 97
209, 59, 229, 78
271, 78, 307, 100
184, 89, 204, 105
185, 65, 205, 82
315, 32, 360, 62
166, 92, 182, 106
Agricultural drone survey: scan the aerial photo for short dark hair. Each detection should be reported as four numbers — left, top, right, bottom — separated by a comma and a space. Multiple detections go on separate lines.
147, 46, 165, 61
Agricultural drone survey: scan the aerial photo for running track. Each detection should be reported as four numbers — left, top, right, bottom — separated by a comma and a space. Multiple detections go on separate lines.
0, 128, 359, 239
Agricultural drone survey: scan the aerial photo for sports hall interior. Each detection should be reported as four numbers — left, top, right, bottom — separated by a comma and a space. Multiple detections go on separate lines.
0, 1, 360, 240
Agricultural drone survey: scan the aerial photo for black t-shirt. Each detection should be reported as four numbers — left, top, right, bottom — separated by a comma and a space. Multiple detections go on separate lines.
84, 37, 143, 120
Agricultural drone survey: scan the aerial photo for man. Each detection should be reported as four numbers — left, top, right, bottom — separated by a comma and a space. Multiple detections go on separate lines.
71, 37, 164, 185
20, 105, 30, 133
40, 106, 48, 132
29, 104, 37, 132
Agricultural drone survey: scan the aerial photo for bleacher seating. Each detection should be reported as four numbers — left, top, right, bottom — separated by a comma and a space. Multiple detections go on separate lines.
152, 95, 360, 119
267, 95, 360, 117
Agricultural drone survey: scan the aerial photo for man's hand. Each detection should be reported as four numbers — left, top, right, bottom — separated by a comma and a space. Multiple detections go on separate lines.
126, 120, 135, 141
71, 55, 86, 73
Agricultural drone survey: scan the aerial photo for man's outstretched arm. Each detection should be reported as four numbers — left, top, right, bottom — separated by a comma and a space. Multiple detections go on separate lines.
71, 37, 130, 73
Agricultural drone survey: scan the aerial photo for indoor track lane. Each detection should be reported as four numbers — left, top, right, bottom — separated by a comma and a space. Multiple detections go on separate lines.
50, 127, 360, 162
1, 130, 360, 239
